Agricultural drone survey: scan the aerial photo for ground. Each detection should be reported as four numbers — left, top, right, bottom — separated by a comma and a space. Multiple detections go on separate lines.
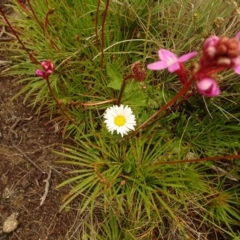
0, 79, 76, 239
0, 1, 81, 239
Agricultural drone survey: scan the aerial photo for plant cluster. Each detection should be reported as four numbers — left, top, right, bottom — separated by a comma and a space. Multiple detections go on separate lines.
1, 0, 240, 239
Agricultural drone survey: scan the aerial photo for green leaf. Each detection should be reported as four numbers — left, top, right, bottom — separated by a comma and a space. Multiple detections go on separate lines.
123, 160, 134, 174
106, 62, 122, 90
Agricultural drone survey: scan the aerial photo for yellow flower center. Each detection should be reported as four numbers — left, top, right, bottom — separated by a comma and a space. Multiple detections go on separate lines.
114, 115, 126, 127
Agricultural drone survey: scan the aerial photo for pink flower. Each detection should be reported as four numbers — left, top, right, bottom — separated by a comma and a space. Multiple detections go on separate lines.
41, 60, 54, 72
35, 59, 54, 79
203, 36, 219, 49
35, 69, 45, 77
235, 32, 240, 41
147, 49, 198, 73
233, 57, 240, 74
202, 36, 219, 59
196, 77, 220, 97
232, 32, 240, 74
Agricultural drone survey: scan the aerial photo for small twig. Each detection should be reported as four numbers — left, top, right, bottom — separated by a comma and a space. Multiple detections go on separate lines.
10, 116, 32, 130
8, 116, 33, 139
209, 165, 238, 181
39, 170, 52, 206
11, 143, 45, 174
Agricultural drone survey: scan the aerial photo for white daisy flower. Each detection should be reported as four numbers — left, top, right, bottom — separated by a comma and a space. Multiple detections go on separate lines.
103, 105, 136, 137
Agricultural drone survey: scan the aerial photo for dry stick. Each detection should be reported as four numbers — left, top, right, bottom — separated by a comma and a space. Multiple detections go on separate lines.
72, 98, 117, 107
39, 169, 52, 206
11, 143, 45, 174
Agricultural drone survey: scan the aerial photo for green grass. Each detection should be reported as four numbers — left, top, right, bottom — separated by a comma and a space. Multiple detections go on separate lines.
1, 0, 240, 239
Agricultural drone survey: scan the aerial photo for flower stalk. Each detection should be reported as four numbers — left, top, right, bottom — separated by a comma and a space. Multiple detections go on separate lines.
0, 6, 39, 64
36, 60, 76, 125
134, 75, 196, 133
117, 74, 134, 106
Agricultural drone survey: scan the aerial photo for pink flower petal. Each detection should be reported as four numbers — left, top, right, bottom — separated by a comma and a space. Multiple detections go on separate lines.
168, 62, 180, 73
35, 69, 45, 77
235, 32, 240, 40
197, 79, 212, 90
234, 65, 240, 74
147, 61, 168, 70
196, 78, 220, 97
203, 36, 219, 49
159, 49, 177, 61
178, 52, 198, 62
148, 49, 197, 73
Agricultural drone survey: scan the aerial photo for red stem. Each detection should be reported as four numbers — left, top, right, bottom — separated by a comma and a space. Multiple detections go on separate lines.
101, 0, 110, 68
134, 76, 196, 133
44, 9, 59, 50
26, 0, 43, 29
117, 74, 134, 106
95, 0, 101, 48
155, 154, 240, 165
0, 6, 39, 64
45, 77, 76, 124
16, 0, 28, 11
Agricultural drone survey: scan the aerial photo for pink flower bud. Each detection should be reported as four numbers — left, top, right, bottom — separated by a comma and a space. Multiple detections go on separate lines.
46, 70, 53, 75
36, 59, 54, 78
233, 57, 240, 74
41, 59, 54, 72
202, 36, 219, 59
196, 77, 220, 97
35, 69, 45, 77
203, 36, 219, 49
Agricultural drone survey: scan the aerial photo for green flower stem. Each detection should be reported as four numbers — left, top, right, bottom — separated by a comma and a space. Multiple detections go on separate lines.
134, 76, 196, 133
117, 74, 134, 106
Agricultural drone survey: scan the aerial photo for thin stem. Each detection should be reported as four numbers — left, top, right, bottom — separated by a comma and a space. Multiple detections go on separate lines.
16, 0, 28, 11
155, 154, 240, 165
45, 77, 76, 124
26, 0, 43, 29
44, 9, 59, 50
101, 0, 110, 68
117, 75, 133, 106
153, 90, 194, 123
71, 98, 117, 106
0, 6, 39, 64
95, 0, 101, 47
134, 76, 196, 133
144, 6, 152, 59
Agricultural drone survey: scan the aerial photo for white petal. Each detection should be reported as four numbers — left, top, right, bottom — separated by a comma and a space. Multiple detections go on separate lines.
103, 105, 137, 137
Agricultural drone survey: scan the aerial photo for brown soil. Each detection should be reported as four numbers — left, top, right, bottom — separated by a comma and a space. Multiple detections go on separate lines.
0, 80, 77, 239
0, 2, 80, 239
